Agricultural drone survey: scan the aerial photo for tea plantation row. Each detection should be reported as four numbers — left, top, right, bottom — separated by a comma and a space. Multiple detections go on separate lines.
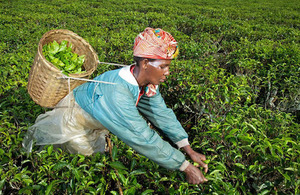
0, 0, 299, 194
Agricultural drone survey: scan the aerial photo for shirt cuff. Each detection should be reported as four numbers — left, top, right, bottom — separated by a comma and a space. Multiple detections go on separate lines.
179, 160, 191, 171
175, 138, 190, 149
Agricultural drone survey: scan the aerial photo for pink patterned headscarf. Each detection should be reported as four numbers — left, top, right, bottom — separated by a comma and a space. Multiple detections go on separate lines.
133, 27, 179, 60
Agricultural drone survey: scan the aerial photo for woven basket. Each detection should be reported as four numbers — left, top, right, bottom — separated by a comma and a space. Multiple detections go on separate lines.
28, 29, 98, 108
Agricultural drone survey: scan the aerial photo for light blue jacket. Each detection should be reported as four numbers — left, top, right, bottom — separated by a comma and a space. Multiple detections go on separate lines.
73, 65, 189, 170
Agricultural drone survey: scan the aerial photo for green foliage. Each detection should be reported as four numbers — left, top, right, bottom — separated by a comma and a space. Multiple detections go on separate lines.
196, 105, 299, 194
43, 40, 86, 75
0, 0, 299, 194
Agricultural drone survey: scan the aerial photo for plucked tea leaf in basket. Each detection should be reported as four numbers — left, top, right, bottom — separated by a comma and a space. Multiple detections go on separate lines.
43, 40, 86, 75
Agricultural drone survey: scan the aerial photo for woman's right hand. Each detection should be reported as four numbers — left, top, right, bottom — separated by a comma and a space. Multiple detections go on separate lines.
184, 163, 208, 184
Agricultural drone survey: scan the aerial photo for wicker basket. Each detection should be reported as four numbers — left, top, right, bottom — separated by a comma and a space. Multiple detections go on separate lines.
28, 29, 98, 108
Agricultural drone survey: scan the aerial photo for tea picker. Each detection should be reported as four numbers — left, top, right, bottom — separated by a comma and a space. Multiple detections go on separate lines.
23, 28, 208, 184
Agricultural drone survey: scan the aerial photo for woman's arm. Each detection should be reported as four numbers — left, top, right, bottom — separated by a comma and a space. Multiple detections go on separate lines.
137, 88, 190, 148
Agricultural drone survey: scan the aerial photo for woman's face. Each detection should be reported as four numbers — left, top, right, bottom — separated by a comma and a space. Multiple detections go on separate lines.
145, 59, 172, 85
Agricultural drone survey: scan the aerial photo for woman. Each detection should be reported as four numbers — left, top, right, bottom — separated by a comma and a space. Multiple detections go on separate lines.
23, 27, 208, 184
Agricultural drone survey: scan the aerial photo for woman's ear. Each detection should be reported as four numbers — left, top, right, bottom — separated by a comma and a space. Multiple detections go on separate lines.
142, 58, 149, 70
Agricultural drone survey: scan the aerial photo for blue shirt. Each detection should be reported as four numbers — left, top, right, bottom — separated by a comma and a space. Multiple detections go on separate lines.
73, 65, 188, 170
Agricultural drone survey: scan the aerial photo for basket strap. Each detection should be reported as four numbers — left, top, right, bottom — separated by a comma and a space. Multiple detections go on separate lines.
57, 61, 135, 84
57, 62, 133, 108
57, 61, 135, 106
57, 76, 117, 85
68, 77, 71, 108
98, 61, 136, 67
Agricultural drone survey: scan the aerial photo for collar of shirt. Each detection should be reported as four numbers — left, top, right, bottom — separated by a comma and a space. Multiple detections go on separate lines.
130, 65, 145, 106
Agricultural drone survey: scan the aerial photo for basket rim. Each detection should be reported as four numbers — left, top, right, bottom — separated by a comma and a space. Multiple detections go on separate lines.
38, 29, 98, 78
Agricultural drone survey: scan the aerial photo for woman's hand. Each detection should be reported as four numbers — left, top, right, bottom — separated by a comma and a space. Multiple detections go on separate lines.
182, 145, 208, 173
184, 163, 208, 184
189, 151, 208, 173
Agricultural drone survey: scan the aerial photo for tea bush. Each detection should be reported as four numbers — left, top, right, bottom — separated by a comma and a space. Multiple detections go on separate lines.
0, 0, 299, 194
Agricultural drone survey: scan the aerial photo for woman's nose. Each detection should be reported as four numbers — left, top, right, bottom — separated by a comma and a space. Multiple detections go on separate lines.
164, 67, 170, 76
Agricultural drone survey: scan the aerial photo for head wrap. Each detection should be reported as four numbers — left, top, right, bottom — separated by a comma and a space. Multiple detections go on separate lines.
133, 27, 179, 60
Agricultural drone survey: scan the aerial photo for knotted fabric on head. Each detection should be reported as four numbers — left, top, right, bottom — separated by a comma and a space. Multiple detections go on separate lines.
133, 27, 179, 60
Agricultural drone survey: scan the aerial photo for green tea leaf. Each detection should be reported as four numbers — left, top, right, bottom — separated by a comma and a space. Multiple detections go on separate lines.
284, 167, 297, 172
0, 178, 5, 190
235, 163, 246, 169
53, 162, 69, 171
47, 145, 53, 156
58, 40, 68, 52
130, 169, 146, 176
109, 161, 127, 170
141, 189, 154, 195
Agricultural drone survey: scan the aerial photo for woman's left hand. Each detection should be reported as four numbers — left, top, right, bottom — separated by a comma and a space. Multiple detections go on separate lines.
183, 145, 208, 173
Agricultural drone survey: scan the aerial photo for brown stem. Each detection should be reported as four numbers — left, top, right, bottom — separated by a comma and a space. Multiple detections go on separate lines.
106, 136, 123, 195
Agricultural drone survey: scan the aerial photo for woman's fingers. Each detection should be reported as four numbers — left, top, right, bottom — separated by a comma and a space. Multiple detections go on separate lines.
184, 164, 208, 184
190, 152, 208, 173
200, 154, 206, 161
198, 160, 208, 173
